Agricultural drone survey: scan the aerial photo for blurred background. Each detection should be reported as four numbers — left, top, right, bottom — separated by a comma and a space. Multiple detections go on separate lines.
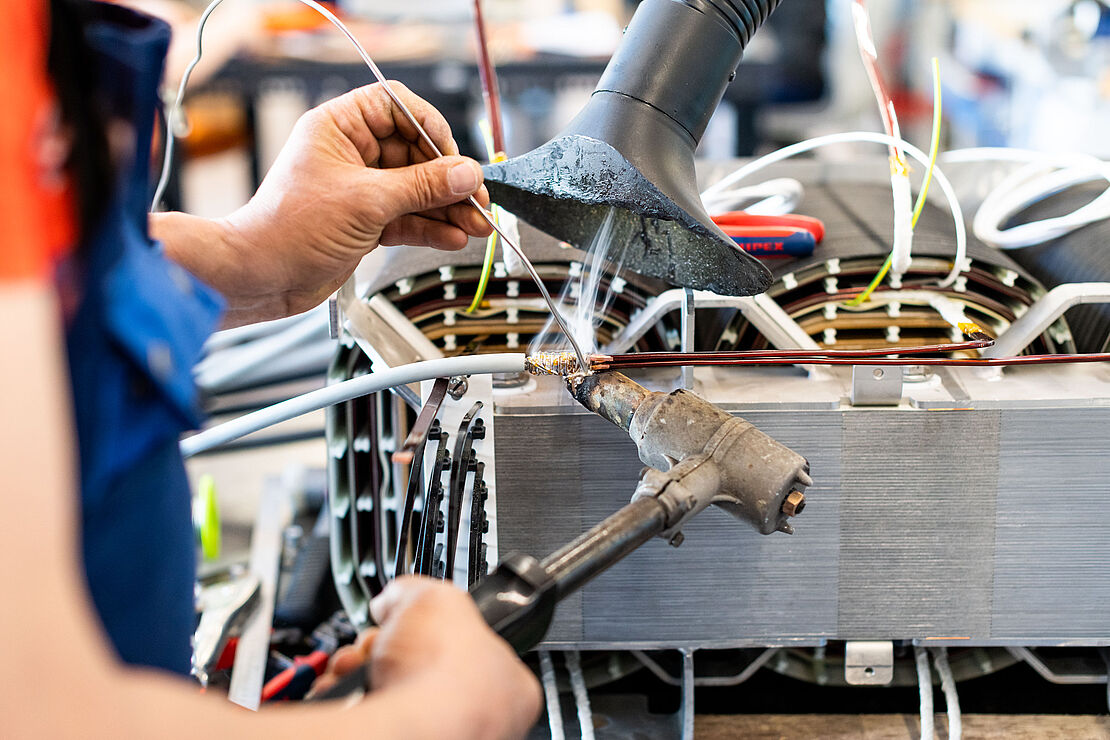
120, 0, 1110, 219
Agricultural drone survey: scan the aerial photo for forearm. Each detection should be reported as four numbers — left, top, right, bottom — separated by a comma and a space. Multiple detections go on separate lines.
116, 671, 469, 740
151, 211, 290, 328
115, 674, 495, 740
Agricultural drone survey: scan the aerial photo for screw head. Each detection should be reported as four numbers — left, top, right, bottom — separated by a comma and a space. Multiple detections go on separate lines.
782, 490, 806, 517
447, 376, 469, 400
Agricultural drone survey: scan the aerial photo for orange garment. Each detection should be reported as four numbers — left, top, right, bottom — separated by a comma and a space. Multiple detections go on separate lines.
0, 1, 76, 281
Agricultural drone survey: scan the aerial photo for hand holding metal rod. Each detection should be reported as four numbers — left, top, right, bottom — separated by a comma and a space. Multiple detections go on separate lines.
296, 0, 590, 374
163, 0, 591, 375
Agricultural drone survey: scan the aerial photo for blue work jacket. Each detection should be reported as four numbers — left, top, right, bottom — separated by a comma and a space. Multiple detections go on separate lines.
66, 5, 223, 676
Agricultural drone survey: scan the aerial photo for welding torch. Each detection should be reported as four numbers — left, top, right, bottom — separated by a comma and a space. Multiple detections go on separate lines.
316, 371, 811, 699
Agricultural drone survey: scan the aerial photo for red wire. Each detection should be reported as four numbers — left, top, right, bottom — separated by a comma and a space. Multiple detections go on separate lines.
852, 0, 902, 160
472, 0, 505, 156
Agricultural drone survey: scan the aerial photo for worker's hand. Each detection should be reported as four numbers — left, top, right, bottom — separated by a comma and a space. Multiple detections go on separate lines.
316, 577, 541, 740
158, 82, 491, 326
309, 627, 379, 698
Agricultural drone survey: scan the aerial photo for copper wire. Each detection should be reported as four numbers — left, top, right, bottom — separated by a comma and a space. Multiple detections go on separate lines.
472, 0, 505, 156
524, 335, 1110, 374
592, 352, 1110, 371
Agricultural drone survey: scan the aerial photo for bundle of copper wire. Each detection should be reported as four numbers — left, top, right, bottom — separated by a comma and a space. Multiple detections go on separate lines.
589, 351, 1110, 371
585, 331, 1110, 371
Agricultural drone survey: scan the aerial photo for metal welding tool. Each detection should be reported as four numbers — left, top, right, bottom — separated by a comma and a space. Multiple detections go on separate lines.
476, 373, 811, 651
317, 373, 810, 698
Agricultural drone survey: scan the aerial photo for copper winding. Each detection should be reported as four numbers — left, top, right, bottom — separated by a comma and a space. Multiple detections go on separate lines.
516, 335, 1110, 375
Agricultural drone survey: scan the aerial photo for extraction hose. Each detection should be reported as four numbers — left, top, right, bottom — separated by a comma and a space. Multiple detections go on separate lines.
594, 0, 783, 142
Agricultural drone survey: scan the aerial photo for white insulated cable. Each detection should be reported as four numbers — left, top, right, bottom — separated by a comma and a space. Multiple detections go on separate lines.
180, 353, 526, 457
915, 645, 935, 740
701, 177, 805, 217
931, 647, 962, 740
538, 651, 566, 740
565, 651, 596, 740
942, 148, 1110, 249
702, 131, 967, 288
195, 306, 328, 390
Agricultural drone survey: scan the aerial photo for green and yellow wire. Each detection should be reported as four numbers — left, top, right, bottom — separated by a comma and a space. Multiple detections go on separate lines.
466, 119, 505, 314
846, 56, 943, 308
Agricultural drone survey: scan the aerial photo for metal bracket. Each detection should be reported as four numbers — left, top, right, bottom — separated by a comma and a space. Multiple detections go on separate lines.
631, 648, 777, 688
1007, 646, 1110, 685
606, 289, 819, 354
678, 649, 695, 740
681, 288, 696, 390
850, 365, 904, 406
337, 277, 443, 408
984, 282, 1110, 358
845, 640, 894, 685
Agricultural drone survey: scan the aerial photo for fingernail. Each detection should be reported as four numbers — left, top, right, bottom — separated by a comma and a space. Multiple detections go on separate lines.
448, 161, 481, 195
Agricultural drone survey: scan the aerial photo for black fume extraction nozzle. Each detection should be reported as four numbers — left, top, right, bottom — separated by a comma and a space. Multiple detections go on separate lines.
483, 0, 783, 297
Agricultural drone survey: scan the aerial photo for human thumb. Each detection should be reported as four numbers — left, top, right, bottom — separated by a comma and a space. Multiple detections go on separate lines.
373, 156, 483, 220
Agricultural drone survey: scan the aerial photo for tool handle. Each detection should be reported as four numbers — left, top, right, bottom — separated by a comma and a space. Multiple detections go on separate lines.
727, 229, 816, 257
311, 556, 555, 702
313, 496, 670, 702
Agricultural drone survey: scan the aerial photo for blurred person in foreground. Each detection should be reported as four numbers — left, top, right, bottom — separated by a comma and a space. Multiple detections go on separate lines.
1, 1, 540, 737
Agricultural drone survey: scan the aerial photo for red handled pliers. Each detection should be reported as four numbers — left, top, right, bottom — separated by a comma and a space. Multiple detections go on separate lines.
712, 212, 826, 258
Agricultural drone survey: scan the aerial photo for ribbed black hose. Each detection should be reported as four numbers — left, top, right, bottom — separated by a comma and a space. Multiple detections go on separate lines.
594, 0, 786, 142
1007, 184, 1110, 353
692, 0, 782, 46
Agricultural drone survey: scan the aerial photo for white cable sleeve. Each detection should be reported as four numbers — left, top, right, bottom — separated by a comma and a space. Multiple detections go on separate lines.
180, 353, 526, 457
915, 646, 935, 740
565, 651, 596, 740
931, 647, 962, 740
701, 131, 967, 287
538, 651, 566, 740
849, 0, 915, 284
890, 170, 914, 282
